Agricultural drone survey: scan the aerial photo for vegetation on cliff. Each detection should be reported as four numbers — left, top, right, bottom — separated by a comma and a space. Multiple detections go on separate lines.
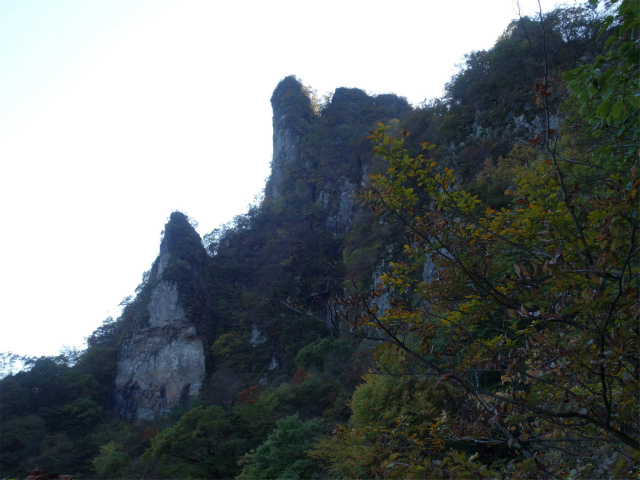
1, 1, 637, 478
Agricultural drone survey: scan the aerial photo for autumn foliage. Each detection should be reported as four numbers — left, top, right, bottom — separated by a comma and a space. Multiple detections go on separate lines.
292, 366, 309, 385
339, 123, 638, 476
1, 3, 636, 479
325, 3, 640, 476
236, 385, 260, 406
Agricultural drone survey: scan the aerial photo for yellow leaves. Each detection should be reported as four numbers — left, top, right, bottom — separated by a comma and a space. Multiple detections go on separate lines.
358, 123, 639, 470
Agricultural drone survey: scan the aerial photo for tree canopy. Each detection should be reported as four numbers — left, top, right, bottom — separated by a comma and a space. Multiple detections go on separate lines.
326, 1, 638, 476
1, 2, 636, 478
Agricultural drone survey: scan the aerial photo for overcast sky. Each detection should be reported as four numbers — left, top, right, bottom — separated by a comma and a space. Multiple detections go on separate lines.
0, 0, 573, 359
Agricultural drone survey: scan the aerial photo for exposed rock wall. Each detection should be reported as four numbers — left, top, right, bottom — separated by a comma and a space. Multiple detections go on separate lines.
267, 77, 411, 234
322, 179, 357, 234
115, 212, 207, 420
267, 76, 315, 201
115, 281, 204, 420
112, 79, 412, 390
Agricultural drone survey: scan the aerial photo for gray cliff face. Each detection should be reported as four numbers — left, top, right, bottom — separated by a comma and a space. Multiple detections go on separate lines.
115, 281, 204, 420
115, 212, 206, 420
267, 79, 412, 237
320, 178, 357, 234
270, 121, 301, 202
267, 76, 314, 202
266, 77, 354, 226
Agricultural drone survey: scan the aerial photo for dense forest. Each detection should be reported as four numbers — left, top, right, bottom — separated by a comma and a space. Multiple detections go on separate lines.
1, 1, 638, 478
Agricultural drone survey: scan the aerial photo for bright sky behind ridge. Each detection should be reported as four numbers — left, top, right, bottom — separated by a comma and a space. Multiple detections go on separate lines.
0, 0, 573, 359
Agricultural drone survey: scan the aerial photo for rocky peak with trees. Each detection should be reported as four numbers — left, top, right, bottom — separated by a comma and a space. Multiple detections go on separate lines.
1, 2, 637, 478
115, 212, 207, 420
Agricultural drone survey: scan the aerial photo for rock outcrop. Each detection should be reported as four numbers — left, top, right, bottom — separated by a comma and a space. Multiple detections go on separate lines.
266, 77, 411, 234
113, 79, 413, 404
267, 76, 315, 201
115, 212, 207, 420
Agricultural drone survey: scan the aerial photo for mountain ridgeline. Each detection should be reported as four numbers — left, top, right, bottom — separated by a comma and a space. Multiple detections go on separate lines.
114, 77, 414, 421
2, 2, 638, 478
108, 81, 403, 419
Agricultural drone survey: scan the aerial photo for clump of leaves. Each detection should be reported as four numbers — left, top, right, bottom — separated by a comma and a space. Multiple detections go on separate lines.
336, 87, 638, 476
237, 414, 324, 479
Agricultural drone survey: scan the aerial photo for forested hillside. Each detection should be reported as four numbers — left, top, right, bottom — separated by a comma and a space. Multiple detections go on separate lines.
1, 1, 637, 478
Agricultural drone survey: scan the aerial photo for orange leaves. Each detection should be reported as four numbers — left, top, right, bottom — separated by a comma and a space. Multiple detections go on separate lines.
528, 133, 543, 148
535, 82, 553, 98
292, 367, 309, 386
236, 385, 259, 406
528, 129, 556, 148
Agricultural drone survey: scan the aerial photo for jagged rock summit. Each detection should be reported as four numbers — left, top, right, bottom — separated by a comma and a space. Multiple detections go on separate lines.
113, 78, 412, 419
266, 75, 411, 232
115, 212, 206, 420
266, 75, 315, 201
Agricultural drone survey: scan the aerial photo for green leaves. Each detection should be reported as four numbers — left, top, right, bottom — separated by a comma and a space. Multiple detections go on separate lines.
145, 405, 247, 479
345, 102, 639, 476
92, 441, 131, 479
237, 414, 324, 480
562, 0, 639, 170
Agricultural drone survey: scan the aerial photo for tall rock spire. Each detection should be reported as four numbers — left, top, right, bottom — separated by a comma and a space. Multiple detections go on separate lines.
114, 212, 207, 420
266, 76, 315, 201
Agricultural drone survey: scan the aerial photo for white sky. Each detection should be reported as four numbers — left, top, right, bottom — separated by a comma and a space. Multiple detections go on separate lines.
0, 0, 573, 358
